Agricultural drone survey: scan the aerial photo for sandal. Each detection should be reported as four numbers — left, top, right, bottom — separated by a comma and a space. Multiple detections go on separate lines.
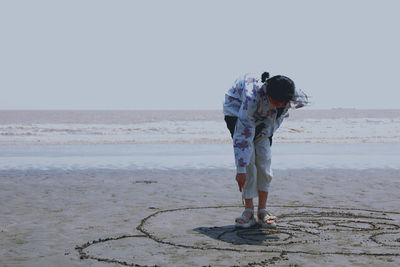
235, 208, 256, 228
257, 208, 277, 229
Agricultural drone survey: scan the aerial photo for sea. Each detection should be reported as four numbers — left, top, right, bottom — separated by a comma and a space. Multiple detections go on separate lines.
1, 109, 399, 170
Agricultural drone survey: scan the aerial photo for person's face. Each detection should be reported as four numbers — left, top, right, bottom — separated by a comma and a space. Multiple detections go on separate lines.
268, 96, 288, 108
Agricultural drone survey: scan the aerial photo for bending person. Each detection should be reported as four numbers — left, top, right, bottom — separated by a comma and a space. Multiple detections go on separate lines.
223, 72, 308, 228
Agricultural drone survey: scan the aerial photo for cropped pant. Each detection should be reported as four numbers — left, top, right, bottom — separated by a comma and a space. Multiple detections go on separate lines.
224, 116, 273, 198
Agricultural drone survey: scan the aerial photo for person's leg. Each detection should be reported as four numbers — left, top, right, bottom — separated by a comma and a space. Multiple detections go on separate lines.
236, 146, 257, 225
242, 148, 258, 200
254, 136, 276, 227
254, 134, 273, 213
258, 190, 268, 210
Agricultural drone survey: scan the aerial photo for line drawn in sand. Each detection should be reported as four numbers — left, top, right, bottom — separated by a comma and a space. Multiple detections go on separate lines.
76, 205, 400, 266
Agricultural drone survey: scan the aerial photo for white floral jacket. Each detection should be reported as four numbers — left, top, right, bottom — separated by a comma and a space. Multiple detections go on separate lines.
223, 73, 308, 173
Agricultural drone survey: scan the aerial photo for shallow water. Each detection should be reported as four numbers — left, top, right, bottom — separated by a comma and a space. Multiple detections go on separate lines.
1, 142, 399, 171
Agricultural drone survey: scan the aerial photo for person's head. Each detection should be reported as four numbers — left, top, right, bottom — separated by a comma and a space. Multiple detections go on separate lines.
266, 75, 295, 108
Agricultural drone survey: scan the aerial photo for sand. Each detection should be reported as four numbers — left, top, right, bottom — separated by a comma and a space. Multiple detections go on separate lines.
1, 168, 399, 266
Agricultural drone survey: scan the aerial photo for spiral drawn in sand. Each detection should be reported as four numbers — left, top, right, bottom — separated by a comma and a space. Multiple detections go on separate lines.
76, 205, 400, 266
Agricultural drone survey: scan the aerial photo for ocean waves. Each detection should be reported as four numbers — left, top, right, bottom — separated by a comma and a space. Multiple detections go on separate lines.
0, 118, 399, 145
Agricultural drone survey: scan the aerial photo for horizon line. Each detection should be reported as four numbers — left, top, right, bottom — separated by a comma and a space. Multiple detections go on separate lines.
0, 108, 400, 111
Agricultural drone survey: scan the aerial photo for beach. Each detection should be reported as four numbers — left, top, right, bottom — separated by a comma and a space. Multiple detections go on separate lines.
1, 168, 399, 266
1, 110, 400, 266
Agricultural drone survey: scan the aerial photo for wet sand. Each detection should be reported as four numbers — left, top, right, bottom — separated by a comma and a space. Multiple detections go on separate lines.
1, 168, 399, 266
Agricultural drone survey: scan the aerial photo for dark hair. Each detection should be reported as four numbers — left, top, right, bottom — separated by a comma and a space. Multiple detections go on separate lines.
266, 75, 295, 102
261, 72, 270, 83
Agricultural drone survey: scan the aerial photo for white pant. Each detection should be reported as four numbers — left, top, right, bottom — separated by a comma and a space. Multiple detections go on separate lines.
242, 134, 273, 199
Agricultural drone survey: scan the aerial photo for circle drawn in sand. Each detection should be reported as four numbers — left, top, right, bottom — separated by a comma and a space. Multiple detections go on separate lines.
287, 221, 321, 228
334, 221, 376, 231
371, 232, 400, 247
76, 205, 400, 266
138, 206, 400, 253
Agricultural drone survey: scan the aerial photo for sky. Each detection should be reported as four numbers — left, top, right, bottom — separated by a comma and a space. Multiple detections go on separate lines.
1, 0, 399, 110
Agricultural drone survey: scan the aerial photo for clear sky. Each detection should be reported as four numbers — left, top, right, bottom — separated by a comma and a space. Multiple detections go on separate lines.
1, 0, 399, 110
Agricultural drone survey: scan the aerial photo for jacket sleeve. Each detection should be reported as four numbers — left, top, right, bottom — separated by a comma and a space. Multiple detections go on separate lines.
233, 94, 258, 174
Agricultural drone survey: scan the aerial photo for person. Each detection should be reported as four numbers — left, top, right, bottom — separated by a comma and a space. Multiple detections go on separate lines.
223, 72, 308, 228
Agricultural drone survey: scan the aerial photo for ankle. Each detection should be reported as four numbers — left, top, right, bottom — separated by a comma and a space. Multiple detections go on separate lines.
257, 208, 267, 218
243, 208, 254, 218
244, 199, 254, 210
244, 207, 254, 213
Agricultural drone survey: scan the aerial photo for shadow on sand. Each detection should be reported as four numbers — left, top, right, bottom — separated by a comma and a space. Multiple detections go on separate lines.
193, 225, 280, 245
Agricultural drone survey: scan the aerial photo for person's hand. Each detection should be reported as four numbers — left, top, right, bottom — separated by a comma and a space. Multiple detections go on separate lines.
236, 173, 246, 192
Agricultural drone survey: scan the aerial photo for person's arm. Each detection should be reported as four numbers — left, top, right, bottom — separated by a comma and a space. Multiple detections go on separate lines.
233, 94, 258, 174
